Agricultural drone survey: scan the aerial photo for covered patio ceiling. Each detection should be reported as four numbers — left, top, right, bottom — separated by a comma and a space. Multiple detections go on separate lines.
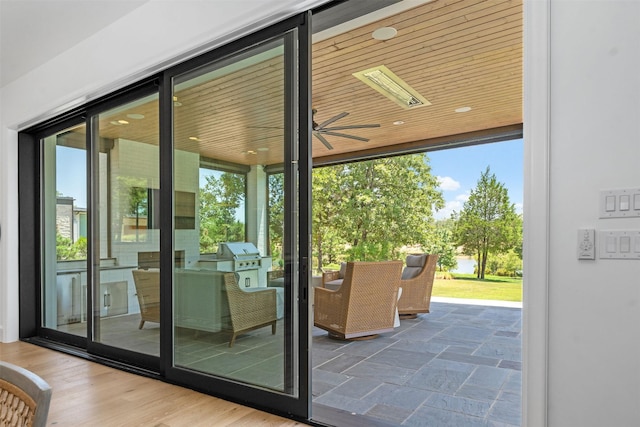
97, 0, 522, 166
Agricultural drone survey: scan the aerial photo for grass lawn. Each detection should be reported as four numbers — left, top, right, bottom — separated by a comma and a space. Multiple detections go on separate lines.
432, 273, 522, 302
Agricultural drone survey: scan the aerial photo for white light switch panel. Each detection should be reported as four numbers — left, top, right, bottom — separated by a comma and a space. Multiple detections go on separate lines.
600, 188, 640, 218
577, 229, 596, 260
598, 230, 640, 259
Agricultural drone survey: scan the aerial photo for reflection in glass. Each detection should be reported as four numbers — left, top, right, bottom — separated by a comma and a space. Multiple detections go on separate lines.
199, 168, 246, 253
173, 37, 295, 393
42, 124, 88, 336
93, 93, 160, 355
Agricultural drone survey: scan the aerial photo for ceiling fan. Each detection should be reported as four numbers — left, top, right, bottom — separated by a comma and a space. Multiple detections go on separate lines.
312, 108, 380, 150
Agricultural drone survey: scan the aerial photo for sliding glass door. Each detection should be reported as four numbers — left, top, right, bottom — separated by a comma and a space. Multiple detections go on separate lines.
166, 14, 311, 416
171, 36, 290, 385
26, 10, 311, 421
89, 90, 161, 362
41, 122, 88, 338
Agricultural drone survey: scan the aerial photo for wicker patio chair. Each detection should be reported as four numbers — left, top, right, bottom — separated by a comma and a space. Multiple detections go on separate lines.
0, 361, 52, 427
314, 261, 402, 340
397, 253, 438, 318
132, 269, 161, 329
224, 273, 277, 347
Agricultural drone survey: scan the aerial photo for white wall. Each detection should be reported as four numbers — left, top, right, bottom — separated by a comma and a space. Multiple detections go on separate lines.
0, 127, 19, 342
2, 0, 640, 425
544, 1, 640, 425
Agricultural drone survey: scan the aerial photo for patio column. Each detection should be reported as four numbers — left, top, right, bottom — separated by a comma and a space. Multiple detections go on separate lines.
246, 165, 268, 256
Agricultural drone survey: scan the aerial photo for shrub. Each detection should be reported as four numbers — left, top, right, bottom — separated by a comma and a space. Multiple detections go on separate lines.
495, 268, 509, 277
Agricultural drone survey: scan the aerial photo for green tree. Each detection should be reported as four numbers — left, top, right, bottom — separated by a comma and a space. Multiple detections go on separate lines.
268, 173, 284, 267
128, 186, 148, 239
199, 172, 245, 253
128, 186, 148, 218
487, 213, 523, 277
513, 213, 524, 260
454, 166, 519, 279
486, 249, 523, 277
56, 234, 87, 260
312, 154, 444, 267
426, 219, 458, 271
312, 167, 345, 272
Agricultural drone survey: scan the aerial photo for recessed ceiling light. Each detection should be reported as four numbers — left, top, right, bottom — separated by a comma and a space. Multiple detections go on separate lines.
372, 27, 397, 41
188, 136, 200, 141
393, 120, 405, 125
455, 106, 472, 113
127, 113, 145, 120
257, 147, 269, 152
173, 96, 182, 107
353, 65, 431, 110
110, 121, 122, 126
117, 119, 129, 125
246, 150, 257, 155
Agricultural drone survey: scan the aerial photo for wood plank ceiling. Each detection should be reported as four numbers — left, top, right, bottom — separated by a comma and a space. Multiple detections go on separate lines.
96, 0, 522, 167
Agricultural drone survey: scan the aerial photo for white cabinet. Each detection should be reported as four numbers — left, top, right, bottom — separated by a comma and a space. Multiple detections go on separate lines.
99, 281, 128, 318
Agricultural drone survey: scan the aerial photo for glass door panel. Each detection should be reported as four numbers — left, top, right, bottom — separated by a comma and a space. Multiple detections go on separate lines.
172, 36, 298, 393
41, 123, 88, 337
92, 93, 160, 356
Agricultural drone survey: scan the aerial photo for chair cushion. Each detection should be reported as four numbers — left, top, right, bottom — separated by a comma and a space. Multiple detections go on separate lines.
402, 254, 427, 280
406, 254, 426, 267
324, 279, 343, 291
338, 262, 347, 279
402, 267, 422, 280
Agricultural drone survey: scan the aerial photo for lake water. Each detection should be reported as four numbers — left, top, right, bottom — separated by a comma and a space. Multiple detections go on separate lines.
452, 257, 476, 274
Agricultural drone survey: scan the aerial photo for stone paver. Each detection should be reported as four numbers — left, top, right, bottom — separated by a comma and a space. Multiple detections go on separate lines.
312, 301, 522, 426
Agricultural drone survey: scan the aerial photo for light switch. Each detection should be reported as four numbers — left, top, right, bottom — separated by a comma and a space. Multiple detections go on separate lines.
605, 195, 616, 212
599, 230, 640, 259
620, 195, 630, 211
620, 236, 631, 253
600, 189, 640, 218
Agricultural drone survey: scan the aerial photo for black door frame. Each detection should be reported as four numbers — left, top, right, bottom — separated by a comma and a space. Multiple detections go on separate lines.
159, 12, 312, 418
18, 10, 313, 421
84, 80, 162, 371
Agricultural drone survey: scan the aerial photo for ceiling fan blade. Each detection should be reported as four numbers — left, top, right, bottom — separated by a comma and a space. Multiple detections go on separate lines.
321, 130, 370, 142
322, 124, 381, 131
314, 132, 333, 150
317, 111, 349, 129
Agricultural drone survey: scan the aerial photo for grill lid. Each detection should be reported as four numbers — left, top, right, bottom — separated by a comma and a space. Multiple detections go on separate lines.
217, 242, 260, 259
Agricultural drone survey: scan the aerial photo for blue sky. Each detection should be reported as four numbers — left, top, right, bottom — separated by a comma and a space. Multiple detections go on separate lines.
57, 146, 87, 208
427, 138, 523, 220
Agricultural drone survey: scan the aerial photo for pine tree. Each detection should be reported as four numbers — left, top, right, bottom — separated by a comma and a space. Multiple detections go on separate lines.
454, 166, 519, 279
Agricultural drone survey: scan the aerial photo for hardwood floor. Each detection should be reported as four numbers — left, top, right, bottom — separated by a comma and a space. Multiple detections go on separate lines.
0, 341, 304, 426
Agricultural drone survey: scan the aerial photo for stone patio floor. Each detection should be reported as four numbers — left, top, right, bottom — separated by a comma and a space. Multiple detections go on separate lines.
312, 298, 522, 426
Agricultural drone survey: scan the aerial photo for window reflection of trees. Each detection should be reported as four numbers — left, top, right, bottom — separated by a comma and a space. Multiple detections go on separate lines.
267, 173, 284, 269
199, 171, 246, 254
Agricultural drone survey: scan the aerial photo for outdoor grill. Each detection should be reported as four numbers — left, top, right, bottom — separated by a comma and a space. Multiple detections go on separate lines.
216, 242, 262, 272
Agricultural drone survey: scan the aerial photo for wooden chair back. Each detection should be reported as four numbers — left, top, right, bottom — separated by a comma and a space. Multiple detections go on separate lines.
132, 269, 161, 329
